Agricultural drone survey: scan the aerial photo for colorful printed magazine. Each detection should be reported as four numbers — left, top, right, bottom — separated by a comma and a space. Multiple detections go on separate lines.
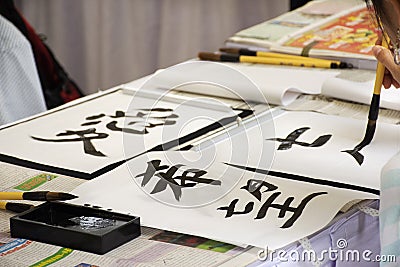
226, 1, 377, 70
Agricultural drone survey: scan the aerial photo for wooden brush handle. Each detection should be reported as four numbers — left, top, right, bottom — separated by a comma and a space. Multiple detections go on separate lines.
374, 37, 389, 94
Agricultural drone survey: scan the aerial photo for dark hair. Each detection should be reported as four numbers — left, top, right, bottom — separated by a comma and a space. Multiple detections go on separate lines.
364, 0, 394, 45
365, 0, 384, 28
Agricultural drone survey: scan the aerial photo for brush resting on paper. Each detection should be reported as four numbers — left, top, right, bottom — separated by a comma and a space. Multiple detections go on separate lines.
198, 51, 352, 69
0, 191, 78, 201
219, 47, 352, 69
0, 201, 34, 213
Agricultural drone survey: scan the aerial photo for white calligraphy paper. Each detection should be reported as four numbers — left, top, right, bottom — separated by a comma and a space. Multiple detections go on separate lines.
125, 61, 340, 106
0, 89, 240, 177
71, 111, 398, 249
70, 150, 375, 250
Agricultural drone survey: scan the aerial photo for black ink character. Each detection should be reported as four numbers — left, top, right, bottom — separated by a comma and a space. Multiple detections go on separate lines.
254, 191, 327, 228
217, 178, 327, 228
85, 109, 179, 135
240, 179, 278, 201
31, 108, 179, 158
217, 199, 254, 217
31, 128, 108, 157
266, 127, 332, 150
135, 160, 221, 201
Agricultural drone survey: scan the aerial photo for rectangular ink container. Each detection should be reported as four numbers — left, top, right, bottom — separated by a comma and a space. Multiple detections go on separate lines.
10, 202, 141, 254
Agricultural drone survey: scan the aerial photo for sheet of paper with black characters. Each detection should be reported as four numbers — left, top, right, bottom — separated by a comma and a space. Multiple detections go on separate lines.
70, 111, 398, 249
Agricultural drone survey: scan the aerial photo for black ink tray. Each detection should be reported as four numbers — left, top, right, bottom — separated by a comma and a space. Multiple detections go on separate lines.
10, 202, 141, 254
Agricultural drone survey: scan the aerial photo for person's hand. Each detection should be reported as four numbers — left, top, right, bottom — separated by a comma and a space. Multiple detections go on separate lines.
372, 35, 400, 89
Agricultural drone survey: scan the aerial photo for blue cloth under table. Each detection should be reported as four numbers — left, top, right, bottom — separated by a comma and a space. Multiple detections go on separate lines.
249, 200, 380, 267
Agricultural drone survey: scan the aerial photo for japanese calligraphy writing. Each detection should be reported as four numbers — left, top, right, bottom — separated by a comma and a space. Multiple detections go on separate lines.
31, 128, 109, 157
135, 160, 221, 201
266, 127, 369, 166
84, 109, 178, 135
218, 178, 327, 228
31, 108, 179, 157
266, 127, 332, 150
240, 179, 278, 201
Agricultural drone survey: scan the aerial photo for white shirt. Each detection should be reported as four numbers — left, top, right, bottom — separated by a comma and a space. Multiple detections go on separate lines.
0, 15, 46, 125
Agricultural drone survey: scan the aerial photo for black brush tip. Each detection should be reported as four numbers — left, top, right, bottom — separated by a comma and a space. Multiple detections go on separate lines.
46, 192, 78, 201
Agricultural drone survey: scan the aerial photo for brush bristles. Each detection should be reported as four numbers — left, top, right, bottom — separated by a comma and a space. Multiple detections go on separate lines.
5, 202, 34, 213
45, 192, 78, 201
219, 47, 239, 54
198, 52, 221, 61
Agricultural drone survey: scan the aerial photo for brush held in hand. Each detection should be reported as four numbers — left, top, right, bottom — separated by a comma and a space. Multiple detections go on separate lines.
342, 38, 387, 165
358, 38, 387, 147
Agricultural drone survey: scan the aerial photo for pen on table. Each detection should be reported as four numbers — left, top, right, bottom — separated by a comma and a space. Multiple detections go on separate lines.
0, 201, 34, 213
355, 37, 388, 149
0, 191, 78, 201
198, 52, 350, 69
219, 47, 352, 68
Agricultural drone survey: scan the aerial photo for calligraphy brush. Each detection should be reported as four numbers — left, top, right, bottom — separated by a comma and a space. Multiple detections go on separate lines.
342, 37, 387, 164
198, 52, 347, 69
219, 47, 351, 68
0, 201, 34, 213
0, 191, 78, 201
